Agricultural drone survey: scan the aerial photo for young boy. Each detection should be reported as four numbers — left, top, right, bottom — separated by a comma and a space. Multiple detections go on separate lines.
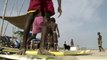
19, 0, 62, 55
49, 17, 60, 51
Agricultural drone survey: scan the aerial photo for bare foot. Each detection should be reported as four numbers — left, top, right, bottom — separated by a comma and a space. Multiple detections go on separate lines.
38, 49, 55, 56
17, 48, 26, 55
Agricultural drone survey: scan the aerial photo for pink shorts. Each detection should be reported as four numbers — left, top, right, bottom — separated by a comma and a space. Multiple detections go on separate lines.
32, 16, 43, 34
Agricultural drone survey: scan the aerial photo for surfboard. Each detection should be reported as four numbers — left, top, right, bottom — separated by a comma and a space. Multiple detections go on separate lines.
26, 50, 64, 56
0, 47, 91, 56
0, 54, 55, 60
64, 50, 91, 56
26, 50, 91, 56
1, 47, 19, 53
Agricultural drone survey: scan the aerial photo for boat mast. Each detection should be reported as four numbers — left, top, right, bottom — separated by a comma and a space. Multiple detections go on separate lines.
0, 0, 8, 36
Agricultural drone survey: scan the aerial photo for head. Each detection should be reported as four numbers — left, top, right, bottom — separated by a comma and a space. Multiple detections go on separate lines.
97, 32, 100, 35
71, 39, 73, 41
64, 41, 66, 44
50, 17, 56, 23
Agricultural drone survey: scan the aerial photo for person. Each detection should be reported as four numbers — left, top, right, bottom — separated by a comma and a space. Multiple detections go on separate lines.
45, 32, 53, 50
18, 0, 62, 55
27, 16, 43, 49
70, 38, 74, 47
97, 32, 105, 52
49, 17, 60, 51
63, 41, 70, 50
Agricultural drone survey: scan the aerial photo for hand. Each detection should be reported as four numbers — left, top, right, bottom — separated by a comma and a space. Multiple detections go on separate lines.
58, 7, 62, 18
58, 34, 60, 37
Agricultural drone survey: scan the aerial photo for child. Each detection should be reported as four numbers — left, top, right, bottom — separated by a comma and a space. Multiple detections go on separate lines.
49, 17, 60, 51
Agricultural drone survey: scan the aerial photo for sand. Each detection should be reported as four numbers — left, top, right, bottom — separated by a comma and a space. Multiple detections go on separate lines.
56, 50, 107, 60
90, 50, 107, 56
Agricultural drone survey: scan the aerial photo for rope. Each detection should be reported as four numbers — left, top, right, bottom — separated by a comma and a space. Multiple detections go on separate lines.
15, 0, 25, 31
0, 0, 8, 36
3, 0, 25, 35
18, 0, 25, 15
3, 0, 15, 36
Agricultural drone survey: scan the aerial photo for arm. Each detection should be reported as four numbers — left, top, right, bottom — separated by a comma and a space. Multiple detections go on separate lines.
56, 24, 60, 37
57, 0, 62, 17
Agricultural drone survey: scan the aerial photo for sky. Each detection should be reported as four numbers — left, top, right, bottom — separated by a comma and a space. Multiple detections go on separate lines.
0, 0, 107, 49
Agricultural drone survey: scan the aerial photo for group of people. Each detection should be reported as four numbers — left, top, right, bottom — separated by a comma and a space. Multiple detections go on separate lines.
18, 0, 62, 55
29, 17, 60, 51
17, 0, 105, 55
63, 39, 74, 50
63, 32, 105, 52
44, 17, 60, 51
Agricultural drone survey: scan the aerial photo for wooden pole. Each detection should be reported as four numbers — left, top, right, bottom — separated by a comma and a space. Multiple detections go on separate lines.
3, 0, 15, 35
0, 0, 8, 36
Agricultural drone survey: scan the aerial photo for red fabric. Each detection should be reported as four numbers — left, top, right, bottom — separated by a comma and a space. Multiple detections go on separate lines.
28, 0, 55, 16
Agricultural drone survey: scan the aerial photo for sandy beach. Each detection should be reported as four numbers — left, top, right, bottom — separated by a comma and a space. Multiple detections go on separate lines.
56, 50, 107, 60
90, 50, 107, 56
0, 49, 107, 60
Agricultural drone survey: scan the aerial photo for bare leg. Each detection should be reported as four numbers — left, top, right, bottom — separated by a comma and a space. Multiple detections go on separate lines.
101, 46, 105, 52
99, 46, 101, 52
38, 16, 54, 55
39, 16, 48, 54
27, 34, 37, 49
53, 33, 58, 51
55, 33, 57, 51
18, 12, 37, 55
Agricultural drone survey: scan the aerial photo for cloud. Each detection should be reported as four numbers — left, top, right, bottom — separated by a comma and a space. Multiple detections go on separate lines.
53, 0, 104, 48
57, 0, 104, 31
63, 0, 103, 21
0, 0, 106, 49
